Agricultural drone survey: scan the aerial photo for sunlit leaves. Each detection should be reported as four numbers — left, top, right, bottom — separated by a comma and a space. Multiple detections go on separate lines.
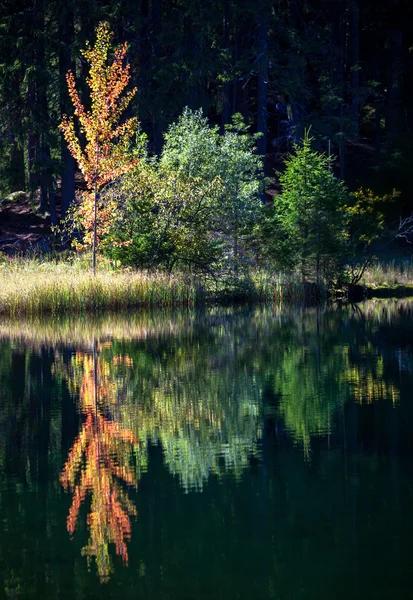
106, 108, 264, 274
59, 22, 139, 252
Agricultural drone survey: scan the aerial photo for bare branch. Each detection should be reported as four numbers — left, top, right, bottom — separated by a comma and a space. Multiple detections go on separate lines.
396, 214, 413, 244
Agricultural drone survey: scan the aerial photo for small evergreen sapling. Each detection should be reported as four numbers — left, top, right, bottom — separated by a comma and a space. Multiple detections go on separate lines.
273, 131, 349, 284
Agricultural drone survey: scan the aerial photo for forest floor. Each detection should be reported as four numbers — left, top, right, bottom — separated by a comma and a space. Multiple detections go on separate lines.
0, 192, 53, 254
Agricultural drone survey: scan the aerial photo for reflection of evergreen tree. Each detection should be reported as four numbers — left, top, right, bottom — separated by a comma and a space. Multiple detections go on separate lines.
252, 306, 401, 454
134, 376, 262, 492
272, 344, 346, 457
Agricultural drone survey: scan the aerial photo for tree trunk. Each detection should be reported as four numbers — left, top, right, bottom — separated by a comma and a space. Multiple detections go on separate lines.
59, 0, 75, 217
221, 0, 231, 128
339, 102, 345, 180
151, 0, 162, 154
151, 0, 161, 53
49, 186, 57, 227
386, 1, 404, 140
140, 0, 150, 69
9, 137, 25, 192
27, 130, 39, 201
374, 25, 382, 162
8, 68, 25, 192
338, 10, 346, 179
231, 4, 240, 116
350, 0, 360, 138
39, 166, 48, 214
27, 7, 39, 202
184, 13, 198, 111
35, 0, 49, 215
44, 144, 57, 226
92, 186, 98, 275
256, 12, 269, 168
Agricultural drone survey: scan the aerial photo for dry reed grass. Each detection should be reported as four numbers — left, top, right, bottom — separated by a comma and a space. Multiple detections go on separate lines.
0, 258, 197, 315
0, 256, 336, 316
360, 259, 413, 288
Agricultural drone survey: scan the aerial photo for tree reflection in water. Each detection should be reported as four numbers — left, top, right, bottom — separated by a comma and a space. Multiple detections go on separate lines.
58, 334, 262, 581
51, 302, 404, 581
60, 344, 140, 582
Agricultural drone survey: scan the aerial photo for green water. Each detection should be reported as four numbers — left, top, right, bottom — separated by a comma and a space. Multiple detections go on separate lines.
1, 301, 413, 599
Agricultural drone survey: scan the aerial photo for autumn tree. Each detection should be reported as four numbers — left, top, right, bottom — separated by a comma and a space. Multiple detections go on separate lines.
59, 22, 139, 273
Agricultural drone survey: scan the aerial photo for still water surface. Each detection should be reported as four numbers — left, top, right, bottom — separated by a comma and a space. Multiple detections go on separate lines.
1, 301, 413, 599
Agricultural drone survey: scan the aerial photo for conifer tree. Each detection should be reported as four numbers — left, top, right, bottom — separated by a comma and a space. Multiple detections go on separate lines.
275, 131, 349, 284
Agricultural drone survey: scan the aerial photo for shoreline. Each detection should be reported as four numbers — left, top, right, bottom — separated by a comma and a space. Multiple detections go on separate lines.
366, 285, 413, 299
2, 259, 413, 316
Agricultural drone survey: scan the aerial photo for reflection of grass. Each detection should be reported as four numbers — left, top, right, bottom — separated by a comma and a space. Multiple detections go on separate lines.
368, 286, 413, 298
3, 299, 413, 347
0, 310, 195, 346
0, 259, 197, 315
357, 298, 413, 320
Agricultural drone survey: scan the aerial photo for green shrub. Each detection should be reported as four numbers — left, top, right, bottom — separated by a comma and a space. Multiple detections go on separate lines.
104, 109, 264, 279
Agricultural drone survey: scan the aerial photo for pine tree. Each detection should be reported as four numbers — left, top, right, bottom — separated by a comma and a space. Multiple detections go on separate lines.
275, 131, 349, 284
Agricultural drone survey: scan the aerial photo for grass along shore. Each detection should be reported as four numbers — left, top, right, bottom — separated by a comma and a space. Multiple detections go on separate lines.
359, 259, 413, 298
0, 259, 199, 315
0, 257, 327, 315
2, 257, 413, 316
360, 259, 413, 289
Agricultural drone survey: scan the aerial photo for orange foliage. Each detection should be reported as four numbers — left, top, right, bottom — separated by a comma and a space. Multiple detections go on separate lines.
60, 352, 139, 582
59, 22, 139, 251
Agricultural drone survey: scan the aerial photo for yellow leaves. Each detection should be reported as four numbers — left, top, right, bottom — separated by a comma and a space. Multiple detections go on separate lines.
348, 187, 400, 216
344, 186, 401, 249
342, 346, 400, 405
59, 21, 139, 252
113, 355, 134, 367
69, 190, 120, 252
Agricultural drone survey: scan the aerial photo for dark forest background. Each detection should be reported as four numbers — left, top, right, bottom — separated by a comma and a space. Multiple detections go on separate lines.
0, 0, 411, 220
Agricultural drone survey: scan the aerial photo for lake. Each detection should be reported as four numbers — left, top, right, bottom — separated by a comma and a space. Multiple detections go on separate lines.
1, 301, 413, 599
